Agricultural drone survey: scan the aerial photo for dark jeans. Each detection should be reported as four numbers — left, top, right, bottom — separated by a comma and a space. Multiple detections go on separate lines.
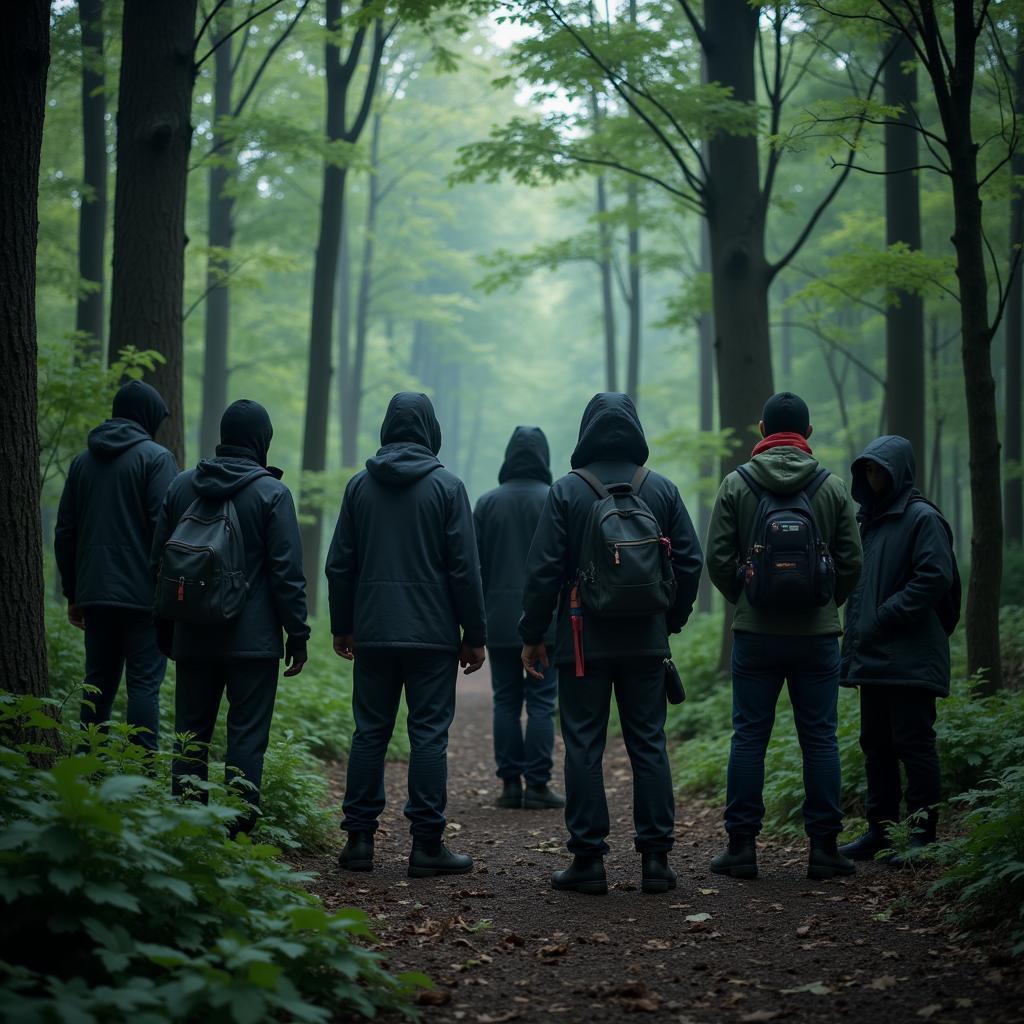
558, 657, 674, 857
342, 648, 458, 840
80, 607, 166, 751
726, 632, 843, 838
859, 685, 940, 824
489, 648, 556, 786
172, 659, 279, 832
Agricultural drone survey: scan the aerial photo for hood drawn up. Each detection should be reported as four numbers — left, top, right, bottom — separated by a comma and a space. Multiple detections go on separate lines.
499, 426, 552, 485
851, 434, 917, 512
87, 419, 154, 460
366, 392, 443, 486
111, 380, 169, 439
217, 399, 274, 468
570, 393, 649, 469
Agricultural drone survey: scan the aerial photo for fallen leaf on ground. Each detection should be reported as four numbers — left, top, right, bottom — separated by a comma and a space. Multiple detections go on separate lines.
697, 887, 718, 895
591, 931, 610, 944
476, 1013, 519, 1023
416, 989, 452, 1006
740, 1011, 783, 1022
644, 939, 673, 950
866, 975, 897, 991
537, 943, 569, 958
780, 981, 832, 996
916, 1006, 943, 1019
685, 913, 712, 923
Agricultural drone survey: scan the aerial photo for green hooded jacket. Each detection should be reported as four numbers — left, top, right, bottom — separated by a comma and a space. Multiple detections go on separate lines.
706, 447, 862, 635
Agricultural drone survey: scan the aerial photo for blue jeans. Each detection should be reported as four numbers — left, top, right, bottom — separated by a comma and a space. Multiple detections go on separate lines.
489, 648, 556, 786
725, 632, 843, 838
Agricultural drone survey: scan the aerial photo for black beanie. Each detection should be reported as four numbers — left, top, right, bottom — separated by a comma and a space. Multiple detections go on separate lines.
762, 392, 810, 436
219, 399, 274, 467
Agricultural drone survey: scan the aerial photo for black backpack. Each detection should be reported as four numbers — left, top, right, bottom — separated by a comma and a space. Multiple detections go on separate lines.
154, 495, 248, 623
572, 466, 676, 618
736, 465, 836, 610
908, 495, 962, 636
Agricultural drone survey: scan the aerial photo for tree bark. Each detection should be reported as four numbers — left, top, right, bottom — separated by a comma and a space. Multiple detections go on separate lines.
336, 205, 352, 463
76, 0, 107, 355
108, 0, 198, 465
625, 178, 641, 401
697, 218, 714, 614
595, 173, 618, 391
0, 0, 50, 697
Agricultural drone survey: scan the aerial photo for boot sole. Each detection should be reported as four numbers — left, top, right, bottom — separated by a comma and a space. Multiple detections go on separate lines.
641, 878, 677, 894
338, 859, 373, 872
550, 879, 608, 895
807, 863, 857, 880
710, 863, 758, 880
407, 863, 474, 879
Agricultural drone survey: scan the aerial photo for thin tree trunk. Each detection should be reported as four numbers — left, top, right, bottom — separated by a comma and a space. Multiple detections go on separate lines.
596, 174, 618, 392
697, 219, 714, 614
625, 178, 641, 401
336, 209, 352, 463
0, 0, 50, 697
929, 317, 944, 504
779, 283, 792, 383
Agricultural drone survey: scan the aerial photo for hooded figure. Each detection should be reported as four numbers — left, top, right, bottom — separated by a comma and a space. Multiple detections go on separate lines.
327, 392, 485, 877
54, 381, 178, 752
520, 393, 703, 896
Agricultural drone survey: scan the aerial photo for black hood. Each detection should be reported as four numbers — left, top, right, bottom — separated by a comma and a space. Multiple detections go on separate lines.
851, 434, 917, 514
217, 399, 274, 468
111, 380, 169, 439
87, 418, 155, 460
570, 393, 649, 469
365, 392, 443, 486
499, 426, 552, 485
193, 457, 271, 499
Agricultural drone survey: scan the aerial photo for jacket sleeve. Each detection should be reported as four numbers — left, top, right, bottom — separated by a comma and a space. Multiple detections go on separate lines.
876, 512, 953, 628
519, 487, 566, 645
831, 482, 863, 607
150, 482, 176, 579
446, 482, 487, 648
706, 476, 743, 604
146, 451, 178, 531
265, 487, 310, 642
325, 482, 359, 637
665, 484, 704, 633
473, 500, 489, 593
54, 460, 79, 602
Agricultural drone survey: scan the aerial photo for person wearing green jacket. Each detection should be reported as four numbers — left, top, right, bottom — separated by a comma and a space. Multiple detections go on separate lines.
705, 392, 863, 881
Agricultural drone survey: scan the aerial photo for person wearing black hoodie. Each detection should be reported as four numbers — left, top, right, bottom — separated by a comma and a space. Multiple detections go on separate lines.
520, 394, 704, 895
327, 392, 486, 878
55, 381, 177, 750
474, 427, 563, 811
151, 400, 309, 832
839, 435, 956, 864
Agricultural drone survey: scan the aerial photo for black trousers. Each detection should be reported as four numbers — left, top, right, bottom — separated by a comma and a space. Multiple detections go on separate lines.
859, 684, 940, 825
558, 657, 674, 857
172, 659, 279, 832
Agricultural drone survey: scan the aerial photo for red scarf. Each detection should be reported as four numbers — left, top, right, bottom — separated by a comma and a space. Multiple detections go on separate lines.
751, 432, 812, 457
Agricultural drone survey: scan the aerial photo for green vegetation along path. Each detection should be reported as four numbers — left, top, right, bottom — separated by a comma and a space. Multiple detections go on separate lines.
303, 668, 1022, 1023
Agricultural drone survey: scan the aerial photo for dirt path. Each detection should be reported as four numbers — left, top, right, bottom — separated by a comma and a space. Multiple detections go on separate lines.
304, 667, 1021, 1023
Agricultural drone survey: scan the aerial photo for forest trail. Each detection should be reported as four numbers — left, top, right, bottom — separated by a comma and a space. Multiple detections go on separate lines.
304, 668, 1021, 1024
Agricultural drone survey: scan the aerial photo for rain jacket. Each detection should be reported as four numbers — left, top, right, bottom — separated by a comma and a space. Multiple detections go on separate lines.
474, 427, 556, 650
519, 393, 704, 664
841, 436, 955, 695
55, 381, 177, 610
326, 392, 486, 651
706, 443, 862, 634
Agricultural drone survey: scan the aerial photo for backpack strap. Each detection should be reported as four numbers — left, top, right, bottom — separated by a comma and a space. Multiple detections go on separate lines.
629, 466, 650, 494
735, 464, 765, 500
803, 468, 831, 502
571, 467, 610, 499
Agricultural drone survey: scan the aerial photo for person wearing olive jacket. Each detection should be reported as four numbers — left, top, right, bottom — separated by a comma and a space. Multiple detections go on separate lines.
474, 426, 563, 811
520, 393, 704, 896
840, 435, 956, 865
705, 392, 863, 881
55, 381, 178, 751
152, 400, 309, 834
328, 392, 486, 879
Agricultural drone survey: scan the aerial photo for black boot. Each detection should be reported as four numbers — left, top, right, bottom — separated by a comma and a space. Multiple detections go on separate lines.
808, 835, 856, 880
888, 809, 938, 868
338, 831, 374, 872
495, 778, 523, 809
524, 782, 565, 810
710, 833, 757, 880
551, 855, 607, 895
839, 824, 890, 862
641, 852, 677, 895
408, 839, 473, 878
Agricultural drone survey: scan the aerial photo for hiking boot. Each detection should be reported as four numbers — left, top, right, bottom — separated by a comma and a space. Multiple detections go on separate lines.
839, 825, 890, 862
408, 840, 473, 878
551, 855, 608, 895
338, 832, 374, 872
710, 834, 757, 879
808, 835, 856, 880
888, 810, 938, 868
524, 782, 565, 810
496, 779, 524, 809
641, 852, 677, 895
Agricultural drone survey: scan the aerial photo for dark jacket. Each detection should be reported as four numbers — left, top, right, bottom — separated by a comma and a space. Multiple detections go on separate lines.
474, 427, 555, 650
55, 382, 177, 611
841, 436, 954, 696
519, 393, 703, 664
326, 392, 486, 651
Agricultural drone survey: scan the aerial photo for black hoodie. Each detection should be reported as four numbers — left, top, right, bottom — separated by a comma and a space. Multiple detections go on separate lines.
326, 392, 486, 650
55, 384, 177, 610
520, 393, 704, 664
474, 427, 556, 649
841, 435, 955, 695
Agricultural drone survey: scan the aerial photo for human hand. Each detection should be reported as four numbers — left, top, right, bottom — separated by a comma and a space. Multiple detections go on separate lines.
333, 634, 354, 661
284, 637, 308, 677
68, 604, 85, 631
521, 643, 548, 680
459, 644, 486, 675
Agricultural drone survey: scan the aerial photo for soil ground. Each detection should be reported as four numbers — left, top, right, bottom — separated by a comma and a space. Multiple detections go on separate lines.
303, 667, 1023, 1024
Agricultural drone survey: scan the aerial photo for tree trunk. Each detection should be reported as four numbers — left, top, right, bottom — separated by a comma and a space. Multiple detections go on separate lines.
625, 178, 641, 401
336, 207, 352, 463
928, 317, 944, 504
199, 9, 234, 457
76, 0, 107, 355
0, 0, 50, 697
779, 283, 792, 384
108, 0, 198, 465
596, 174, 618, 391
697, 218, 714, 614
883, 33, 926, 465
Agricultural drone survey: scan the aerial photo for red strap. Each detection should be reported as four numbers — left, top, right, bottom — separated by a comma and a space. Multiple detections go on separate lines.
570, 585, 585, 678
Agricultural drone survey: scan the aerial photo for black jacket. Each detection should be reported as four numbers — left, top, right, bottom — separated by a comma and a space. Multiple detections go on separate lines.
326, 392, 486, 651
474, 427, 555, 650
520, 393, 704, 665
840, 436, 954, 696
55, 383, 177, 611
151, 457, 310, 661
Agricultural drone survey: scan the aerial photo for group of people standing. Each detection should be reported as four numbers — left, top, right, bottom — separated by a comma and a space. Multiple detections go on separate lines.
56, 381, 957, 890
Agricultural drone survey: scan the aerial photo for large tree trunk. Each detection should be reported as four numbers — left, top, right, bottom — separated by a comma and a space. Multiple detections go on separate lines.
0, 0, 50, 697
76, 0, 107, 355
108, 0, 198, 465
336, 208, 352, 463
884, 33, 926, 465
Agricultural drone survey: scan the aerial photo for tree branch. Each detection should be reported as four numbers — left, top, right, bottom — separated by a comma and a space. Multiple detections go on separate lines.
232, 0, 311, 117
195, 0, 287, 68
